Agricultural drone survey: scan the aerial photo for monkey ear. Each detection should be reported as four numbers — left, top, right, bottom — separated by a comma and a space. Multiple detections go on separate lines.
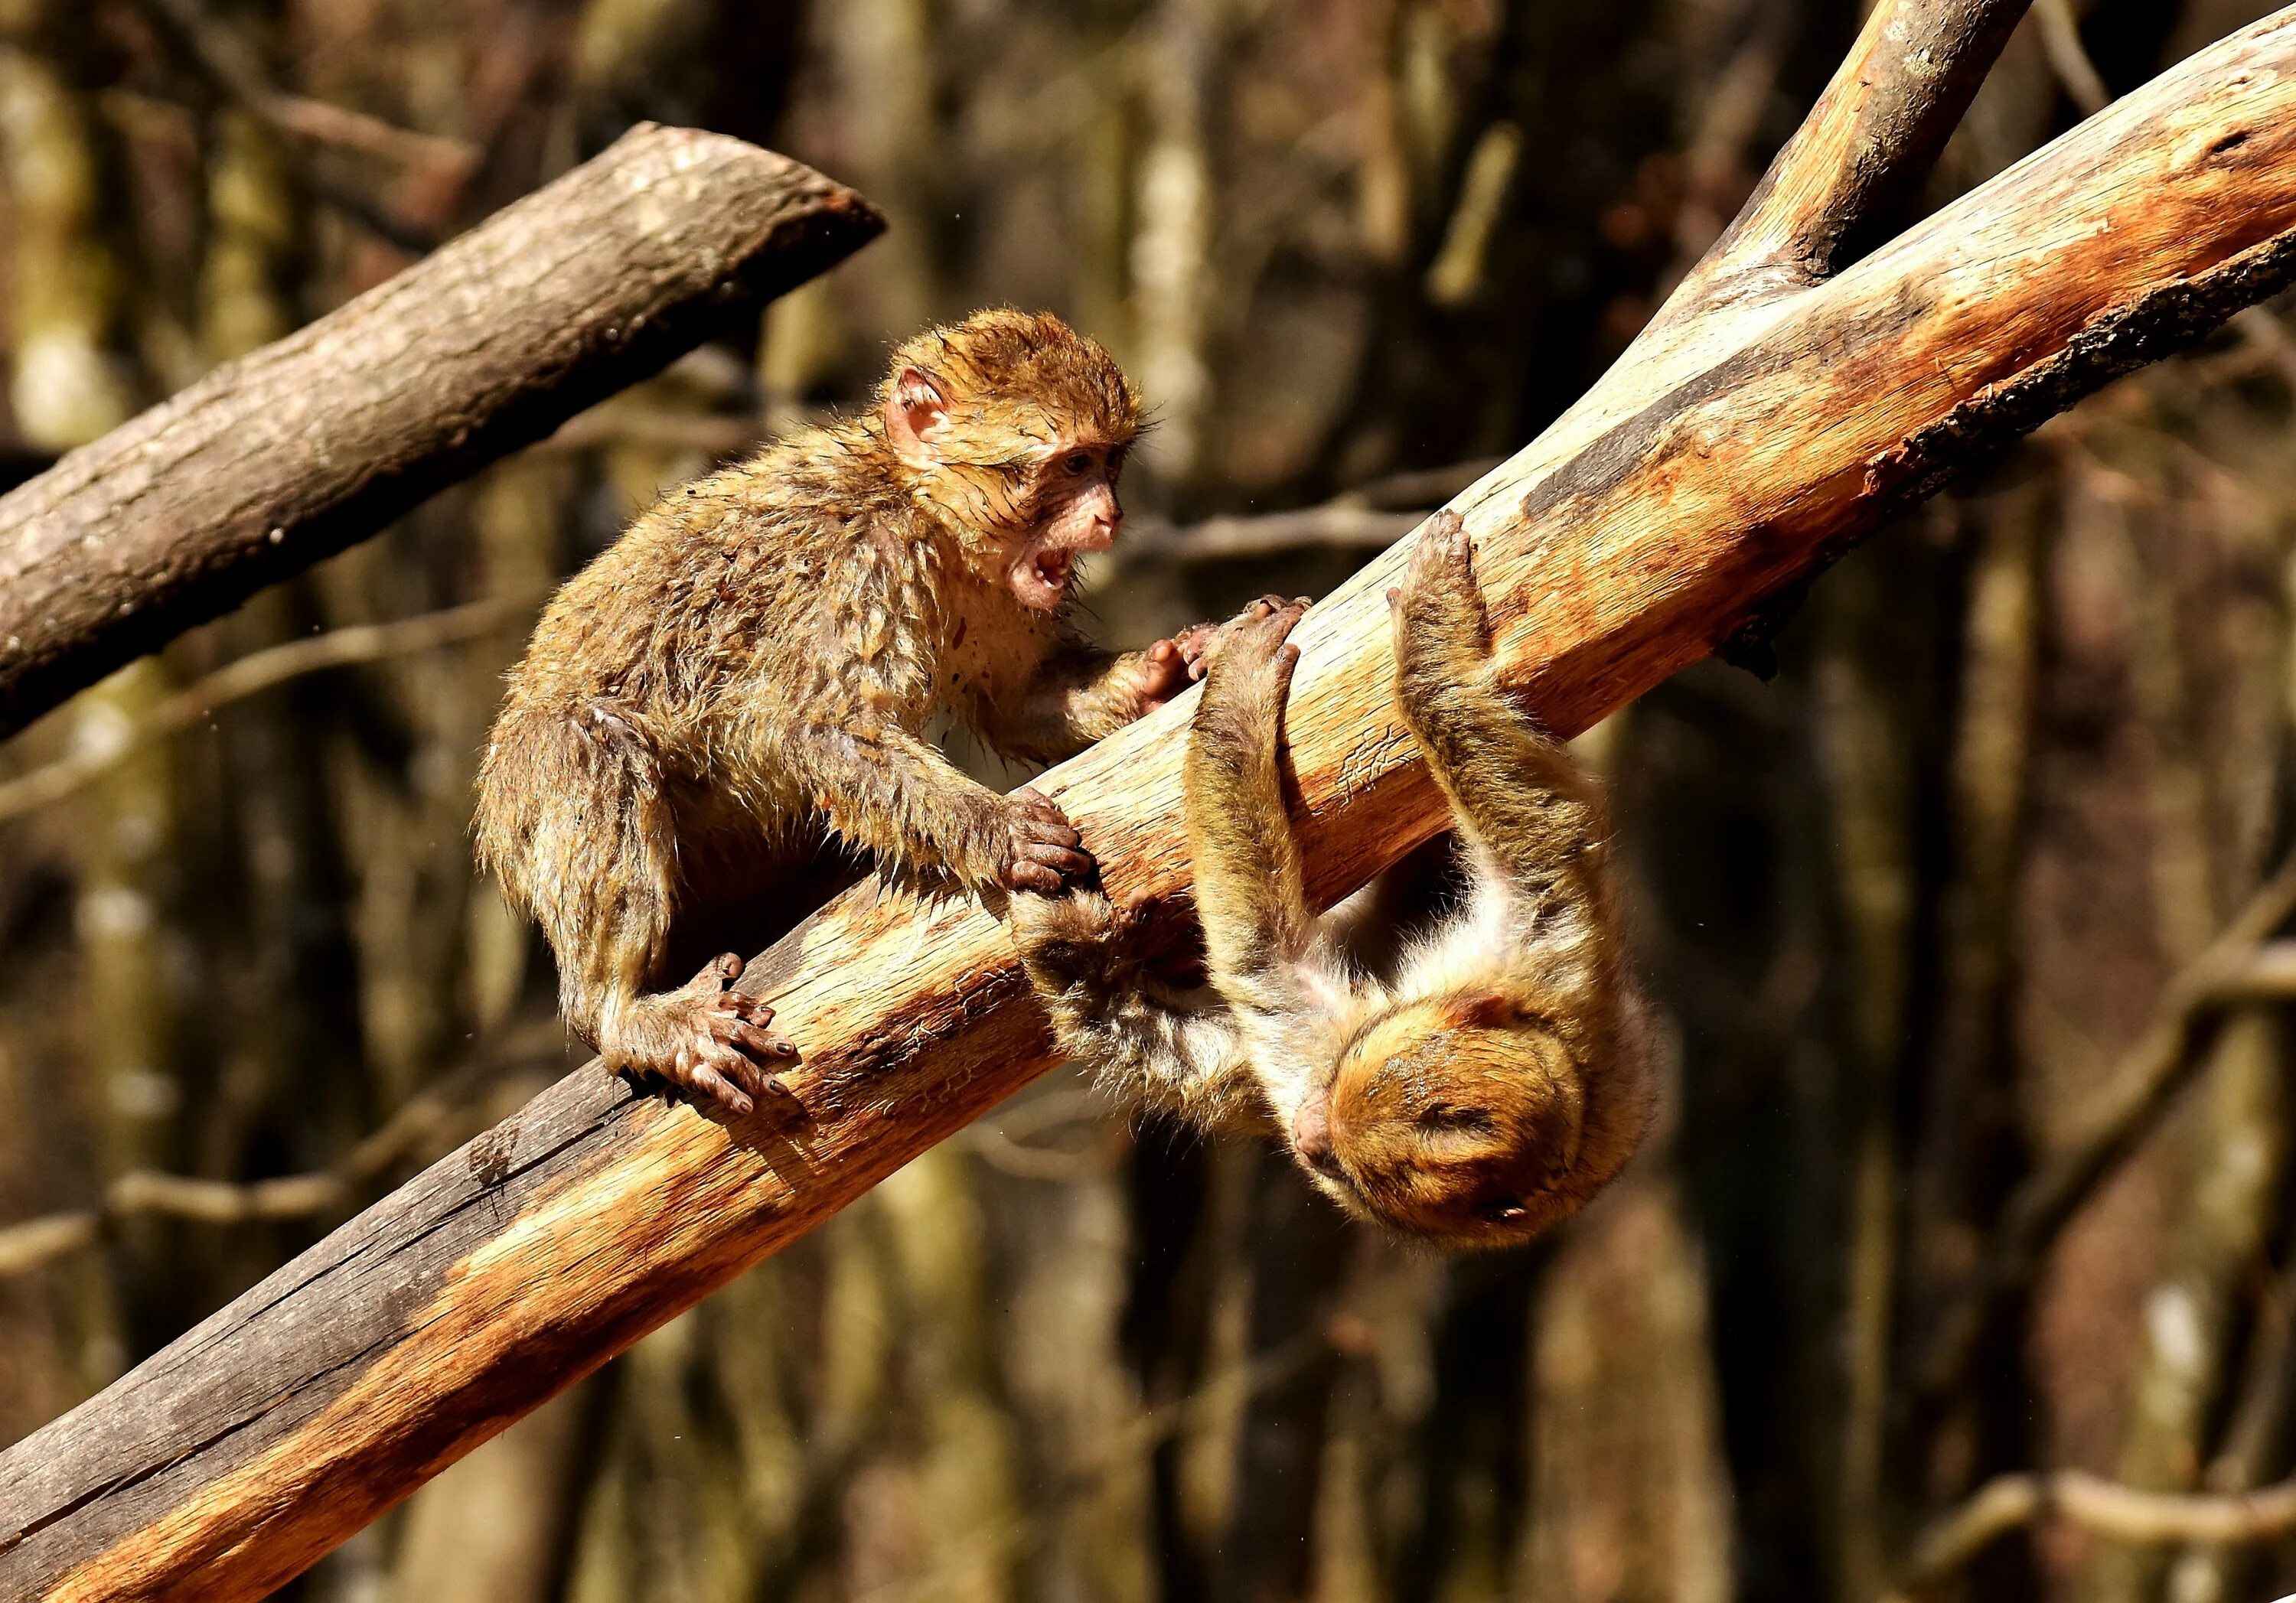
886, 366, 952, 464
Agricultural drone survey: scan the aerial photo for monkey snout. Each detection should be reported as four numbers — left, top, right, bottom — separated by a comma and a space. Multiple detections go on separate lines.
1292, 1099, 1339, 1172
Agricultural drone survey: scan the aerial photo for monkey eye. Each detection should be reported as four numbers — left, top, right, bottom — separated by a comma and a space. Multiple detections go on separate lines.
1062, 450, 1096, 475
1478, 1197, 1530, 1225
1417, 1104, 1496, 1135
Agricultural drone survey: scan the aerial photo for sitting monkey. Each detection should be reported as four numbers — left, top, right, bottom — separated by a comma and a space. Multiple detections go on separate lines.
478, 309, 1238, 1114
1013, 513, 1652, 1246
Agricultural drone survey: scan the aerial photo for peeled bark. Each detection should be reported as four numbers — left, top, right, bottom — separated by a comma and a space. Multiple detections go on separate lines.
9, 5, 2296, 1597
0, 122, 882, 738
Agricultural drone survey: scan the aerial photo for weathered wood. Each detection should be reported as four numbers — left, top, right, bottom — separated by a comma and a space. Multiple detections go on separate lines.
8, 5, 2296, 1598
1660, 0, 2033, 325
0, 123, 882, 740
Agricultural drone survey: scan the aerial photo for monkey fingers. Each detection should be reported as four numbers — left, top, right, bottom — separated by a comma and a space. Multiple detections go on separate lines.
1003, 786, 1095, 892
1185, 596, 1312, 681
661, 953, 799, 1117
1133, 635, 1203, 712
1202, 600, 1306, 702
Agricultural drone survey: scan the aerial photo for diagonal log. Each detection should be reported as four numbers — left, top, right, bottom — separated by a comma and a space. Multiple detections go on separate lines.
8, 4, 2296, 1597
0, 123, 883, 741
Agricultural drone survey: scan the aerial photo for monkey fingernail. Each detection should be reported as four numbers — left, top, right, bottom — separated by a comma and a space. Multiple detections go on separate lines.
690, 1066, 751, 1116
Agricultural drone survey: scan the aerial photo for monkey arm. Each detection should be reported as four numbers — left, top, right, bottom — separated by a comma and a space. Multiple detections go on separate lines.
1010, 891, 1265, 1127
979, 640, 1169, 763
1391, 514, 1615, 945
782, 718, 1020, 889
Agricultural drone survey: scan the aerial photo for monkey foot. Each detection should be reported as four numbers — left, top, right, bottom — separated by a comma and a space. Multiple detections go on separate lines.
1001, 787, 1094, 894
1203, 596, 1307, 693
657, 953, 799, 1117
1137, 596, 1313, 712
1389, 510, 1492, 666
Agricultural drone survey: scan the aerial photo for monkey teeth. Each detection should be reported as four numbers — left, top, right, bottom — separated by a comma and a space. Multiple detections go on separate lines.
1031, 552, 1073, 589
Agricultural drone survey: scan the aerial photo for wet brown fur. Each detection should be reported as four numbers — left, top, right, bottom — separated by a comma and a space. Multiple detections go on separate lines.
1014, 513, 1653, 1247
477, 309, 1208, 1112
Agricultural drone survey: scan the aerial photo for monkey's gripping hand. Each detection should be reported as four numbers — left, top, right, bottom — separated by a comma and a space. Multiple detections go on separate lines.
1009, 885, 1137, 999
1001, 787, 1095, 894
628, 953, 799, 1117
1143, 595, 1316, 709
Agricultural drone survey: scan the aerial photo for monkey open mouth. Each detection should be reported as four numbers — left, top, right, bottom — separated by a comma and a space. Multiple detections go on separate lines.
1012, 546, 1080, 609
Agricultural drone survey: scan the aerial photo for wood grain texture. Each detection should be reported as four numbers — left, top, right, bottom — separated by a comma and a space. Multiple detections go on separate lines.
8, 5, 2296, 1598
0, 123, 883, 739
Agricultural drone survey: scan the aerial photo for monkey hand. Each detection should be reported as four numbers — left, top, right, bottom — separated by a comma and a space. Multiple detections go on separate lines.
1135, 596, 1313, 711
655, 953, 799, 1117
1132, 635, 1203, 713
1001, 786, 1095, 894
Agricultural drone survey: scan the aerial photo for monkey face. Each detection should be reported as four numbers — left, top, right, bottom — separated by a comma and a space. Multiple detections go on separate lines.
885, 369, 1130, 611
1298, 997, 1598, 1246
876, 309, 1142, 609
1003, 442, 1127, 611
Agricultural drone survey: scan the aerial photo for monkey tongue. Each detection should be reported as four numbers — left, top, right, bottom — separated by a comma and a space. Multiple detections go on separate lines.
1015, 549, 1075, 608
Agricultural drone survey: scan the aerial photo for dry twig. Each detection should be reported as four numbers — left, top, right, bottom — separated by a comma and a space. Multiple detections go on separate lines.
1892, 1468, 2296, 1598
1912, 854, 2296, 1408
0, 594, 539, 826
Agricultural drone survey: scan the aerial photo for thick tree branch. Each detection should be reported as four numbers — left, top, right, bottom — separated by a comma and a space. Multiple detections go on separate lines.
0, 123, 883, 741
6, 8, 2296, 1598
1660, 0, 2032, 325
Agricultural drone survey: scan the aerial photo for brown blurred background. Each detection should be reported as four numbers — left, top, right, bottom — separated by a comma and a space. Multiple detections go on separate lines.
2, 2, 2295, 1600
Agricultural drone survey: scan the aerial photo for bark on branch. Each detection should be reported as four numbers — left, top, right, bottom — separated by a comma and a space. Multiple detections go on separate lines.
0, 122, 883, 740
1658, 0, 2031, 323
8, 5, 2296, 1598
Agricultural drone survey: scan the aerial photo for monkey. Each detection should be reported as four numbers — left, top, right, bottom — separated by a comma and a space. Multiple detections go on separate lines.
476, 308, 1247, 1116
1012, 512, 1652, 1246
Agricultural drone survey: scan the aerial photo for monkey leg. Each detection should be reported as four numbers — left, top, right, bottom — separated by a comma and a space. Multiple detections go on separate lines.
504, 703, 801, 1116
1009, 889, 1260, 1126
1391, 513, 1606, 898
1184, 600, 1316, 979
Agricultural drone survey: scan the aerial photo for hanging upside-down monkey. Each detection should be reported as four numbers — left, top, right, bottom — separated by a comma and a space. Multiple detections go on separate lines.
1013, 512, 1653, 1246
477, 309, 1249, 1114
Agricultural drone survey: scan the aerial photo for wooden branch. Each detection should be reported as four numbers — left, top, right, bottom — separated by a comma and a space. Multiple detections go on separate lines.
0, 124, 882, 741
1893, 1469, 2296, 1597
1660, 0, 2031, 324
8, 7, 2296, 1597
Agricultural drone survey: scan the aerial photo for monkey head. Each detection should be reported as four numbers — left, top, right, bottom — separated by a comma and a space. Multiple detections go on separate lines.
1290, 991, 1622, 1248
880, 308, 1140, 611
